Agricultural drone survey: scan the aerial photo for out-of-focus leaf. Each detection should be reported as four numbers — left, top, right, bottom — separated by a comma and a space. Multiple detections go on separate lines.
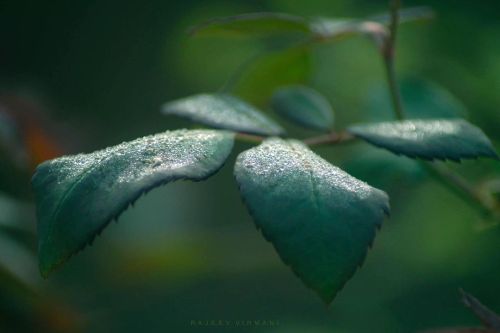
0, 151, 32, 199
234, 46, 312, 105
0, 193, 36, 249
162, 94, 284, 136
32, 129, 234, 277
271, 85, 334, 131
0, 264, 81, 332
0, 93, 66, 199
0, 232, 37, 286
481, 179, 500, 203
189, 12, 310, 38
348, 119, 498, 161
0, 106, 32, 198
0, 93, 64, 166
189, 7, 433, 40
310, 18, 387, 46
234, 138, 389, 303
366, 78, 468, 121
309, 18, 356, 39
0, 110, 26, 165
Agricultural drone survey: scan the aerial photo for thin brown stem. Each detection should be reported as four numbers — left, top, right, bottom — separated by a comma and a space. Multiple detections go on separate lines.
235, 131, 355, 147
235, 133, 265, 144
303, 131, 355, 146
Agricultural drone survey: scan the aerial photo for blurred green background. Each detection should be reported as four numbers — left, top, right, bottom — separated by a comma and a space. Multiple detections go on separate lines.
1, 0, 499, 332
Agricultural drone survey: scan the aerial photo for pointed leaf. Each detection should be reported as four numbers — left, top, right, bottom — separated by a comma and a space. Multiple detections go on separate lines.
189, 12, 310, 38
271, 85, 334, 131
32, 129, 234, 277
348, 119, 498, 161
162, 94, 284, 136
234, 138, 389, 303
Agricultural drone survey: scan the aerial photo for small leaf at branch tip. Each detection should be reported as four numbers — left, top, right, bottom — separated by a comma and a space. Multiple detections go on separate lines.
162, 94, 284, 136
33, 129, 235, 277
348, 119, 498, 161
234, 138, 389, 303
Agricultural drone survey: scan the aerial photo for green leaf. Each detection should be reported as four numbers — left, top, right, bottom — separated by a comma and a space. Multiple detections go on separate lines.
365, 78, 468, 121
188, 7, 433, 40
188, 12, 310, 38
32, 129, 234, 277
348, 119, 498, 161
234, 138, 389, 303
234, 46, 312, 105
162, 94, 284, 136
271, 85, 334, 131
310, 18, 387, 44
311, 7, 434, 41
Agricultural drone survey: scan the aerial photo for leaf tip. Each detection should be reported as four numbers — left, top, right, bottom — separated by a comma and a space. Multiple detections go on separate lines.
318, 290, 337, 306
38, 254, 58, 279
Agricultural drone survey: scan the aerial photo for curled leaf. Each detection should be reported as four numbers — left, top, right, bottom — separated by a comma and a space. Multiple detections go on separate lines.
33, 129, 234, 277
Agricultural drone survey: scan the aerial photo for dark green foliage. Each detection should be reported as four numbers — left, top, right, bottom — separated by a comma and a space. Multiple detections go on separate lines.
234, 138, 389, 303
27, 2, 499, 309
32, 129, 234, 277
